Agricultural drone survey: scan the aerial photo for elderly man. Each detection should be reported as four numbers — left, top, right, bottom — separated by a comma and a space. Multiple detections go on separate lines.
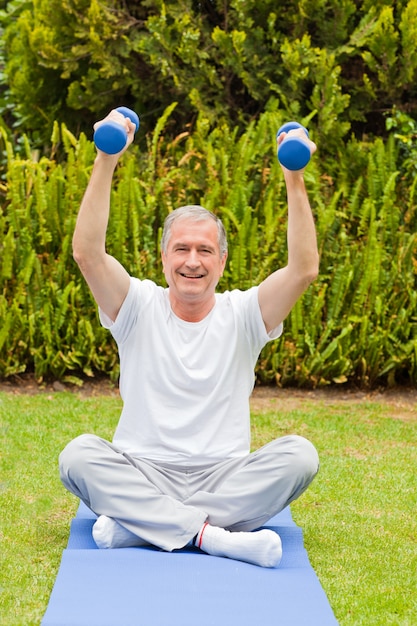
59, 110, 319, 568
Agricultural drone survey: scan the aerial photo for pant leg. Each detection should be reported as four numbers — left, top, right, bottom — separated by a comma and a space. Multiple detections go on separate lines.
185, 435, 319, 531
59, 434, 207, 551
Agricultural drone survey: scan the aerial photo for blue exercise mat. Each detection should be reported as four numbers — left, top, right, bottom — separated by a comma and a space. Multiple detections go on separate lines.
42, 502, 338, 626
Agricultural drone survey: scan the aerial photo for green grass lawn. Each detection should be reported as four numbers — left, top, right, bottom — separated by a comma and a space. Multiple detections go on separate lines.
1, 387, 416, 625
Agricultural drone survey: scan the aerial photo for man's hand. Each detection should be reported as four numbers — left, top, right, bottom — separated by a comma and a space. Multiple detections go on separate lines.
277, 127, 317, 173
93, 109, 137, 158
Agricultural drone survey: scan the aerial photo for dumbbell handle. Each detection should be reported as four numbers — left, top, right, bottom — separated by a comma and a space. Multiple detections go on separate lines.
277, 122, 310, 171
94, 107, 140, 155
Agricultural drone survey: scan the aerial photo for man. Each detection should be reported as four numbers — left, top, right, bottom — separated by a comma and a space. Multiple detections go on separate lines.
59, 110, 320, 568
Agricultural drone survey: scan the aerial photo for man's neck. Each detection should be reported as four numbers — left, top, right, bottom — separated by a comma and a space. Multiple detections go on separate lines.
169, 293, 216, 323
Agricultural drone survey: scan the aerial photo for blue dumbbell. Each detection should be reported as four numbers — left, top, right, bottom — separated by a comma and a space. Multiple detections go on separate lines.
276, 121, 310, 170
93, 106, 140, 154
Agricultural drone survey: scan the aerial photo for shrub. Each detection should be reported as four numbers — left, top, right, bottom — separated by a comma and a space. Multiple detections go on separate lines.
0, 108, 416, 386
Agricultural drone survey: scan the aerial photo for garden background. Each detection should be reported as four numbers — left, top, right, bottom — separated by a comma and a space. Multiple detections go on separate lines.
1, 3, 417, 625
0, 0, 417, 387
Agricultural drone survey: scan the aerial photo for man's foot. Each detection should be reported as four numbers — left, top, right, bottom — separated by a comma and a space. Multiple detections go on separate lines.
195, 522, 282, 568
92, 515, 147, 549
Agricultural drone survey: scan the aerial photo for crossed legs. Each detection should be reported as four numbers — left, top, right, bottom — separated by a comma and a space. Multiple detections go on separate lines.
59, 434, 319, 566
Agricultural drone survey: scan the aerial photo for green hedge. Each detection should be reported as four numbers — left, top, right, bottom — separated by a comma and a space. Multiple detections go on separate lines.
1, 108, 416, 387
2, 0, 417, 152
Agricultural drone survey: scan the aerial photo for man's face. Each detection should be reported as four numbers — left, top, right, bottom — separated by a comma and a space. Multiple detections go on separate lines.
161, 218, 227, 309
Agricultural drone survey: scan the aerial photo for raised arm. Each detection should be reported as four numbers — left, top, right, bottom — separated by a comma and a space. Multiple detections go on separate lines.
72, 111, 136, 322
258, 128, 319, 334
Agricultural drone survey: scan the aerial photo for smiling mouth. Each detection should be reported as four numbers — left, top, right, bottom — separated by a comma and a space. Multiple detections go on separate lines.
179, 273, 204, 279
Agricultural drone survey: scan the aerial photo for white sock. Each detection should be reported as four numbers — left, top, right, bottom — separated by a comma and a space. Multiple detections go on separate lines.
195, 522, 282, 568
92, 515, 147, 549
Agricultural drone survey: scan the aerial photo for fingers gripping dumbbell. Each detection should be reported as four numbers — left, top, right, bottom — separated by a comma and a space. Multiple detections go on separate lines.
94, 107, 140, 154
276, 122, 310, 171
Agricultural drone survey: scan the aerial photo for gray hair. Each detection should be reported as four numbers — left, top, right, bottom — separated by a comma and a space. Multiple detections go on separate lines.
161, 205, 228, 257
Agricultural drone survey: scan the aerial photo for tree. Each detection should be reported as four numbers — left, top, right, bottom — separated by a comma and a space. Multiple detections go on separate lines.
1, 0, 417, 150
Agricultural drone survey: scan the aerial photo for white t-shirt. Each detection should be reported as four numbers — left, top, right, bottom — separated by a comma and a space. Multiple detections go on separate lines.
100, 278, 282, 466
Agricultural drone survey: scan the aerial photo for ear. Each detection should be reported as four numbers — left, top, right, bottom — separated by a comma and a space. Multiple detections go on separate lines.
220, 252, 228, 276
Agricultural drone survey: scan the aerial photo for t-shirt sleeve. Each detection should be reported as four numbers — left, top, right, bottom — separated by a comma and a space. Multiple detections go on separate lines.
98, 277, 155, 345
229, 286, 283, 354
251, 285, 283, 342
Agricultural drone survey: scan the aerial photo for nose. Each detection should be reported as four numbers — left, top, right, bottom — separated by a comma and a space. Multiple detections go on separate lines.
185, 249, 201, 268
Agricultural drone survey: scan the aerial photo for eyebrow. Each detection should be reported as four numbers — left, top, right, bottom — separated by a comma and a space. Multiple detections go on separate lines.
173, 242, 216, 252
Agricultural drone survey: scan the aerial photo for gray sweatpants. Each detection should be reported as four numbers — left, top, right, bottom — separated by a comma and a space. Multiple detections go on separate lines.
59, 434, 319, 551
